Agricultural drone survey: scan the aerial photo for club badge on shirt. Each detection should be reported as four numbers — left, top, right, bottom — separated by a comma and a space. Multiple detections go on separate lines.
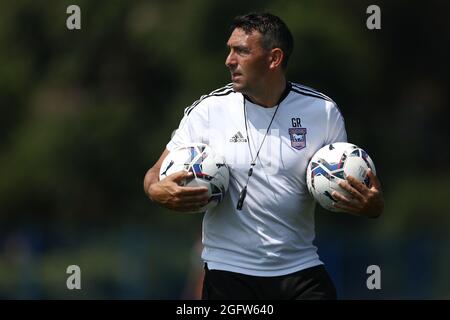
288, 127, 307, 150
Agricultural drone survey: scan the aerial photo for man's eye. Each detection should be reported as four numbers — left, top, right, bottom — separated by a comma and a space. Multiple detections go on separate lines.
237, 48, 249, 54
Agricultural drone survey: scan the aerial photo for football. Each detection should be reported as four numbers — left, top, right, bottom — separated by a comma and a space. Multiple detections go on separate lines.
159, 143, 230, 213
306, 142, 376, 212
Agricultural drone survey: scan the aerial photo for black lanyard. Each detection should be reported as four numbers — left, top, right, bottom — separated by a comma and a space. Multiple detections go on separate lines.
237, 97, 281, 210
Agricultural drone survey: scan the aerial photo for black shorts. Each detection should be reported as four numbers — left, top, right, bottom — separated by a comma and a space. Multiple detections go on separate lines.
202, 264, 337, 300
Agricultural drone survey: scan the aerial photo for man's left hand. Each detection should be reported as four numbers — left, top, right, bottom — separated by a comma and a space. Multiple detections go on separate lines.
332, 169, 384, 218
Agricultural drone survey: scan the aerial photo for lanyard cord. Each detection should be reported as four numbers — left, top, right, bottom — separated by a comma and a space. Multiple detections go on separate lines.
237, 96, 281, 210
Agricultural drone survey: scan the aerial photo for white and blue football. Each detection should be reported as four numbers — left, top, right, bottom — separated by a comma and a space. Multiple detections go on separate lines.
306, 142, 376, 212
159, 143, 229, 213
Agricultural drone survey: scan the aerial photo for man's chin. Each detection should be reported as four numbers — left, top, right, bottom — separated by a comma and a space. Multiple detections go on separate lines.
231, 81, 245, 92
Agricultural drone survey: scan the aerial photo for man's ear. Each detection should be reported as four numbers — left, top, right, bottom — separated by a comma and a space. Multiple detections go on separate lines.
269, 48, 284, 69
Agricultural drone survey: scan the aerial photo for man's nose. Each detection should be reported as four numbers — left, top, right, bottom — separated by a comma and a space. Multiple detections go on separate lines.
225, 52, 236, 69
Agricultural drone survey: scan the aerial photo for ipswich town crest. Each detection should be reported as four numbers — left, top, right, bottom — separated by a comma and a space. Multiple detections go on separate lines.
288, 127, 307, 150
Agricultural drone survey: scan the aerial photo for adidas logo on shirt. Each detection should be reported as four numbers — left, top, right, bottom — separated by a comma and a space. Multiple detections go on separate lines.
230, 131, 247, 143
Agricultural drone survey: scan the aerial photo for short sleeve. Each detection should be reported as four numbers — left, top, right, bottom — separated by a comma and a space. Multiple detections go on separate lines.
325, 102, 347, 145
166, 102, 209, 151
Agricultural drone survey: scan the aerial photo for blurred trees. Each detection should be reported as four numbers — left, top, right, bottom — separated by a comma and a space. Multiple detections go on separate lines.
0, 0, 449, 298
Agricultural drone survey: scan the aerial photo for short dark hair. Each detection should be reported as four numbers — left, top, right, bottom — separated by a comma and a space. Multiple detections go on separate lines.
230, 12, 294, 68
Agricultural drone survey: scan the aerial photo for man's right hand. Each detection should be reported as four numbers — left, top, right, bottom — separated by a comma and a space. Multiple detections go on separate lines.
148, 171, 210, 212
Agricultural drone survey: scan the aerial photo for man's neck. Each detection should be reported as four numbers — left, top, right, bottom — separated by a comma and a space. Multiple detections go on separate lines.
245, 77, 288, 108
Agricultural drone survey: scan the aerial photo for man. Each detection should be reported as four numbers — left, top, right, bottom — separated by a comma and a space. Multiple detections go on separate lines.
144, 12, 384, 299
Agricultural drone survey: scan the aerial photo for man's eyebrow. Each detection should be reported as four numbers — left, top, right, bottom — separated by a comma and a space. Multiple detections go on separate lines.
226, 44, 246, 50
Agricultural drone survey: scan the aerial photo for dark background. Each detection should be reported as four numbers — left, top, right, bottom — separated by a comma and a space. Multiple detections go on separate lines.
0, 0, 449, 299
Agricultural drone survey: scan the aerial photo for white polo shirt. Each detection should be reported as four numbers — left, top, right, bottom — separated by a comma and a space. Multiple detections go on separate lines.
167, 82, 347, 276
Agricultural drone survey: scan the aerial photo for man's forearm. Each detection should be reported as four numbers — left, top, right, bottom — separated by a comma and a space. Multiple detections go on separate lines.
143, 167, 159, 200
144, 149, 170, 202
